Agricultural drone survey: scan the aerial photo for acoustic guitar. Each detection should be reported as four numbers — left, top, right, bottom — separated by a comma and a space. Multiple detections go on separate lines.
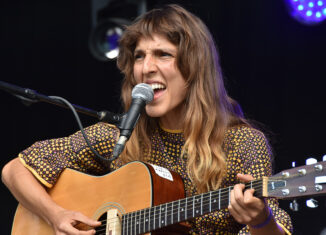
11, 161, 326, 235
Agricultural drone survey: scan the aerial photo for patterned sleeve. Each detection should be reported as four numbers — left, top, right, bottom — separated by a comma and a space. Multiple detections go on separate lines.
19, 122, 119, 188
235, 127, 293, 235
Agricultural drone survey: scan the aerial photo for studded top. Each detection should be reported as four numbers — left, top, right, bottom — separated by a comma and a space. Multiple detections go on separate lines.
19, 122, 292, 234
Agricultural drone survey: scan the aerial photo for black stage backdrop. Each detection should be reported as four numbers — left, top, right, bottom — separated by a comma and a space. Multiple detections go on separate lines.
1, 0, 326, 234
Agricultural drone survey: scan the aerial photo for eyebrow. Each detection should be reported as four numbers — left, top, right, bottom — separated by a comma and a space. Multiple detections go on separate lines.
134, 48, 177, 55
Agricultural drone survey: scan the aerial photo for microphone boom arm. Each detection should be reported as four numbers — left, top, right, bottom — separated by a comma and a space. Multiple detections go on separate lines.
0, 80, 122, 125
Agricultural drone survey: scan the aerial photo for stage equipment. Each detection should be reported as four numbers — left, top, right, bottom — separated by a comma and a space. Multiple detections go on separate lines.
89, 0, 146, 61
285, 0, 326, 25
0, 81, 153, 171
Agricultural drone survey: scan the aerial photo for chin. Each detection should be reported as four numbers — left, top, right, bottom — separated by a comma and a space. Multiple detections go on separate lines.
145, 106, 165, 118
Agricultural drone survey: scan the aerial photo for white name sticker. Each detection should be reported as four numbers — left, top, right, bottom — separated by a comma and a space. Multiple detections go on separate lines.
150, 164, 173, 181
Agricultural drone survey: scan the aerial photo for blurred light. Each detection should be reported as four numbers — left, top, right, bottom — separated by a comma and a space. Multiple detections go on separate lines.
286, 0, 326, 25
89, 18, 130, 61
306, 198, 318, 208
323, 154, 326, 161
321, 227, 326, 235
105, 48, 119, 59
306, 10, 313, 16
89, 0, 147, 61
306, 157, 317, 165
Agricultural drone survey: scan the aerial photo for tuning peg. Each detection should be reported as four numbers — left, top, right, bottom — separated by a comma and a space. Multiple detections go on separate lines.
289, 199, 299, 211
306, 158, 317, 165
306, 198, 318, 208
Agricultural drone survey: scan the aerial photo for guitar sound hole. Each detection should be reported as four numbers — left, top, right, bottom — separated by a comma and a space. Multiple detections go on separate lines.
95, 212, 107, 234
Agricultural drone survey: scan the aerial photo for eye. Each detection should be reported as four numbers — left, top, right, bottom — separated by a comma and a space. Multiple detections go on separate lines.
159, 51, 173, 57
134, 52, 144, 60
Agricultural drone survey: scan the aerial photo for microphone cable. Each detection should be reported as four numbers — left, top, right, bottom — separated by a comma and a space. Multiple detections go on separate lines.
49, 96, 112, 168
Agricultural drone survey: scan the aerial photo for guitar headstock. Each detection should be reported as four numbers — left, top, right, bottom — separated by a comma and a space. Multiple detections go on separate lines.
265, 161, 326, 199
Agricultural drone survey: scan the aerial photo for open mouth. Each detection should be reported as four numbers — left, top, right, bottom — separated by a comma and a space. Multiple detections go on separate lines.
150, 83, 166, 99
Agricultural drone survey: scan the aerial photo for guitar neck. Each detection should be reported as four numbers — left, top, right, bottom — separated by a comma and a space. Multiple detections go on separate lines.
121, 178, 265, 234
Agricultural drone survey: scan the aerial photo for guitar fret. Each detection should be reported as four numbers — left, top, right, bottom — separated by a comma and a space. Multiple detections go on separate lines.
171, 201, 174, 224
159, 205, 162, 228
219, 189, 221, 209
134, 211, 137, 235
193, 196, 195, 216
153, 207, 156, 230
121, 215, 126, 235
178, 200, 180, 221
142, 209, 145, 234
126, 213, 129, 235
185, 197, 187, 219
201, 194, 203, 214
137, 210, 141, 234
119, 178, 265, 235
149, 207, 153, 232
165, 203, 167, 227
209, 191, 212, 212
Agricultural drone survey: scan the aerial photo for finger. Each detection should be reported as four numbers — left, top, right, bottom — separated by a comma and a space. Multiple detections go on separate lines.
72, 212, 101, 227
232, 184, 246, 207
243, 189, 263, 210
244, 190, 266, 212
77, 229, 97, 235
58, 225, 96, 235
237, 173, 254, 182
229, 187, 249, 221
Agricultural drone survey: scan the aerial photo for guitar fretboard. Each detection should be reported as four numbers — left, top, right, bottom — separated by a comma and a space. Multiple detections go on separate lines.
120, 179, 263, 235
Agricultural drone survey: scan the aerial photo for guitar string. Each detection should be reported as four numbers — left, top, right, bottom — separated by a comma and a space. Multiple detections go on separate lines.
94, 182, 262, 235
94, 183, 264, 227
92, 182, 264, 232
94, 185, 264, 235
94, 182, 263, 226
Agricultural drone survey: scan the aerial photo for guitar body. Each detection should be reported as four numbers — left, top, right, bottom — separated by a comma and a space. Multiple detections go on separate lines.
11, 161, 186, 235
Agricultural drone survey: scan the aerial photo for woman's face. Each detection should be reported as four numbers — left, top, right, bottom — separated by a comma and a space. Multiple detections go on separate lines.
133, 34, 187, 129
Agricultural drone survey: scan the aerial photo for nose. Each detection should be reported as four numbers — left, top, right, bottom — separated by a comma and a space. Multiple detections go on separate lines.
142, 54, 157, 75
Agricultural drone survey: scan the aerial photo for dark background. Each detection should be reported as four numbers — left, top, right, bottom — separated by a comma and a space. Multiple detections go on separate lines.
1, 0, 326, 234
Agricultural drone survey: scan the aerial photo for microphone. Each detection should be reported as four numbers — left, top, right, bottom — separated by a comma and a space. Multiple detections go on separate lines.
112, 83, 154, 160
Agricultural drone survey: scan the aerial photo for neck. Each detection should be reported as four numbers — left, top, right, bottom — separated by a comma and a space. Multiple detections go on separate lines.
159, 106, 186, 130
120, 178, 265, 234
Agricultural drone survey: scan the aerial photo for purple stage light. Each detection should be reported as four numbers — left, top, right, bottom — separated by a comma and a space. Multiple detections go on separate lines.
286, 0, 326, 25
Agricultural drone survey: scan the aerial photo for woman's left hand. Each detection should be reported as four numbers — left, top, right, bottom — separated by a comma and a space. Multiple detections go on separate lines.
228, 173, 269, 227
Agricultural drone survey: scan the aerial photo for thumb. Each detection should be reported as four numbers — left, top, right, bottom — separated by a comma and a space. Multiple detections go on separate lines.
73, 212, 101, 228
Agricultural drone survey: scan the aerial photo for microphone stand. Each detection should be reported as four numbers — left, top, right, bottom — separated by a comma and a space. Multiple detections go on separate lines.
0, 80, 122, 125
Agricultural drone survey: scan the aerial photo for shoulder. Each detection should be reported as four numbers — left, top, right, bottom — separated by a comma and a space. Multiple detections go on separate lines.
223, 125, 273, 178
74, 122, 119, 136
223, 124, 272, 160
224, 125, 267, 146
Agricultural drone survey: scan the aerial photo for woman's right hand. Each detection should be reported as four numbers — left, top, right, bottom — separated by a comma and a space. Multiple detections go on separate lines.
2, 158, 101, 235
49, 208, 101, 235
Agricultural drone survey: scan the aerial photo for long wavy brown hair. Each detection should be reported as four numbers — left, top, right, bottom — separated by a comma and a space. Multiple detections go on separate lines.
117, 4, 246, 193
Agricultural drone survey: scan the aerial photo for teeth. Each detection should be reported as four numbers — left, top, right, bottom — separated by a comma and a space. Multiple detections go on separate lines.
151, 83, 166, 90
